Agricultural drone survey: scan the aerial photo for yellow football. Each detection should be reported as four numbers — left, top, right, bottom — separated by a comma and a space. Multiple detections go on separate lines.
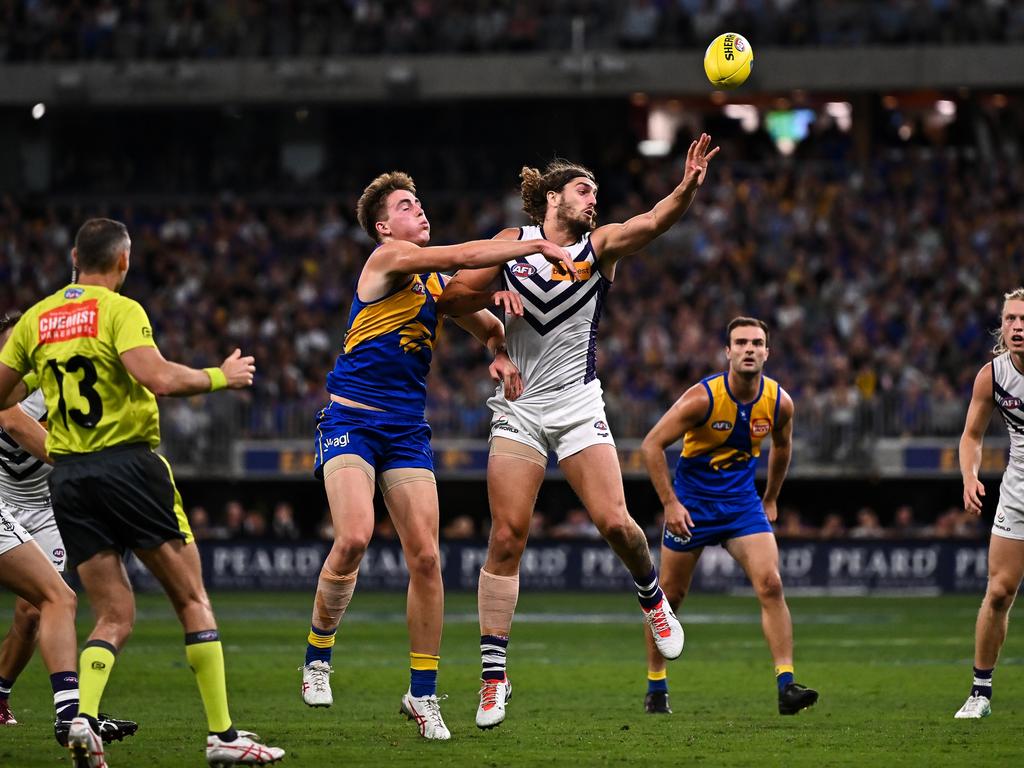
703, 33, 753, 90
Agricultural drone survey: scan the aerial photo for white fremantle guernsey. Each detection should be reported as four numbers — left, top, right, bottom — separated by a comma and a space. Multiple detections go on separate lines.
0, 388, 53, 509
500, 225, 611, 397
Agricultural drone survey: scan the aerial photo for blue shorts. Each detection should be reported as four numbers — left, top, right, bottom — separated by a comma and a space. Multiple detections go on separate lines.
313, 402, 433, 480
662, 495, 772, 552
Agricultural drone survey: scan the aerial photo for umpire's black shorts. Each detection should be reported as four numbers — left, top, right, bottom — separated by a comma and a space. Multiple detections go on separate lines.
49, 442, 194, 567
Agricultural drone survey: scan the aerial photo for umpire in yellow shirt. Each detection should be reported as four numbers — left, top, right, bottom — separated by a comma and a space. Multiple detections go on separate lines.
0, 218, 284, 767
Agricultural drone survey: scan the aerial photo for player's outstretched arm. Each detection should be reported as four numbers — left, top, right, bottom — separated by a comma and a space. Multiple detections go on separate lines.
762, 390, 795, 523
450, 310, 524, 401
0, 402, 51, 464
121, 346, 255, 397
960, 364, 996, 516
374, 235, 577, 280
435, 228, 522, 317
641, 384, 710, 537
591, 133, 719, 265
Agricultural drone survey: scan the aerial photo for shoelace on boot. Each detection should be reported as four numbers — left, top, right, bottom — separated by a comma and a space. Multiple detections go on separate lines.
479, 680, 502, 709
646, 604, 672, 637
422, 694, 448, 728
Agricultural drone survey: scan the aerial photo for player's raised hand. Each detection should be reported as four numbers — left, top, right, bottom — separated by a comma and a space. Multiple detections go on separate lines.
489, 351, 524, 401
963, 478, 986, 516
221, 348, 256, 389
493, 290, 524, 317
535, 240, 578, 281
664, 499, 695, 538
681, 133, 720, 190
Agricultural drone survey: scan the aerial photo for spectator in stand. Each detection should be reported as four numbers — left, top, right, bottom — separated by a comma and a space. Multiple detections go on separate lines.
819, 512, 848, 540
272, 502, 301, 541
850, 507, 885, 538
442, 515, 477, 540
187, 505, 213, 541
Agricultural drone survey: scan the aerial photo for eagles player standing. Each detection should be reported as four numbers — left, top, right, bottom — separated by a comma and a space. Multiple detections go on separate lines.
0, 219, 284, 767
955, 288, 1024, 719
638, 318, 817, 716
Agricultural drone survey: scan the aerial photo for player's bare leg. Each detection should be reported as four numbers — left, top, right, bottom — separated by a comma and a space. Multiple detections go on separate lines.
383, 470, 450, 740
560, 444, 683, 659
477, 442, 545, 729
302, 464, 375, 707
956, 535, 1024, 718
0, 596, 41, 723
643, 546, 702, 714
0, 541, 86, 752
727, 532, 817, 714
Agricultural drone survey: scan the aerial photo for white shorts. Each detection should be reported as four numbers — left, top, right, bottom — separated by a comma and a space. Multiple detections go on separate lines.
993, 466, 1024, 541
487, 378, 615, 462
0, 505, 31, 559
0, 500, 66, 572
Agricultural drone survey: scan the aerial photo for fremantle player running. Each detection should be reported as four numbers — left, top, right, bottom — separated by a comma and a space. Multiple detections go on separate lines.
638, 318, 817, 717
301, 172, 575, 740
436, 134, 719, 729
955, 288, 1024, 719
0, 218, 284, 767
0, 312, 137, 746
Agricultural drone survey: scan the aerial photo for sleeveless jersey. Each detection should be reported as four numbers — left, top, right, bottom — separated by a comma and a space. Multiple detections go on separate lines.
325, 271, 446, 418
500, 225, 611, 396
0, 389, 53, 509
674, 373, 782, 502
0, 284, 160, 455
993, 352, 1024, 469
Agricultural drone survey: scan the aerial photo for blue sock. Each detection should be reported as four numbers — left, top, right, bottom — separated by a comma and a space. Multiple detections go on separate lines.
634, 567, 663, 611
972, 667, 993, 699
305, 625, 336, 665
410, 669, 438, 698
647, 676, 668, 694
50, 671, 79, 721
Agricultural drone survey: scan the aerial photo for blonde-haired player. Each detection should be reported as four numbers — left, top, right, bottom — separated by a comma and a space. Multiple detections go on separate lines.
955, 287, 1024, 719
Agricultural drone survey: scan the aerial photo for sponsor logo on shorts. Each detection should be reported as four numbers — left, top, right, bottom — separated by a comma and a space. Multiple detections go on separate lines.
324, 434, 350, 449
493, 416, 520, 434
38, 299, 99, 344
995, 523, 1012, 532
666, 531, 692, 546
54, 547, 65, 558
996, 511, 1006, 523
594, 420, 607, 430
63, 287, 84, 299
1001, 397, 1023, 409
510, 263, 537, 279
751, 418, 772, 437
711, 420, 733, 431
1, 519, 13, 532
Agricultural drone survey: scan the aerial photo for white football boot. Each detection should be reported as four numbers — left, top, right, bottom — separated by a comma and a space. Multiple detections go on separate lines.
643, 595, 684, 660
476, 677, 512, 730
400, 691, 451, 740
68, 716, 108, 768
206, 729, 285, 766
954, 695, 992, 719
301, 661, 334, 707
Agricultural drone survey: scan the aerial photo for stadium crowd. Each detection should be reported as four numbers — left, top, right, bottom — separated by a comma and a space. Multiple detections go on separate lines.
3, 103, 1020, 472
2, 0, 1023, 62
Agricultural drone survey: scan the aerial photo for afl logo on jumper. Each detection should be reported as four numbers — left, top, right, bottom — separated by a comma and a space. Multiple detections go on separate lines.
1001, 397, 1023, 410
751, 418, 771, 437
412, 281, 426, 295
711, 421, 733, 431
510, 263, 537, 279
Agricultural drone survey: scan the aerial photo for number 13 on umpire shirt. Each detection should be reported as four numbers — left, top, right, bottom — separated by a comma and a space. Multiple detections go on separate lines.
0, 284, 160, 456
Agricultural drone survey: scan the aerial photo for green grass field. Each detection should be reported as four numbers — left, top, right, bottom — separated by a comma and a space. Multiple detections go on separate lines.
0, 591, 1020, 767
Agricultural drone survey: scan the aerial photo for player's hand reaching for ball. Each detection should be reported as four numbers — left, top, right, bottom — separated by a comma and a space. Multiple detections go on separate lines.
664, 499, 695, 539
221, 348, 256, 389
535, 240, 579, 281
681, 133, 720, 191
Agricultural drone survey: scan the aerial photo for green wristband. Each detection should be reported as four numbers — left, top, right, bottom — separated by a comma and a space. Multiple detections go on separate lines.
204, 367, 227, 392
